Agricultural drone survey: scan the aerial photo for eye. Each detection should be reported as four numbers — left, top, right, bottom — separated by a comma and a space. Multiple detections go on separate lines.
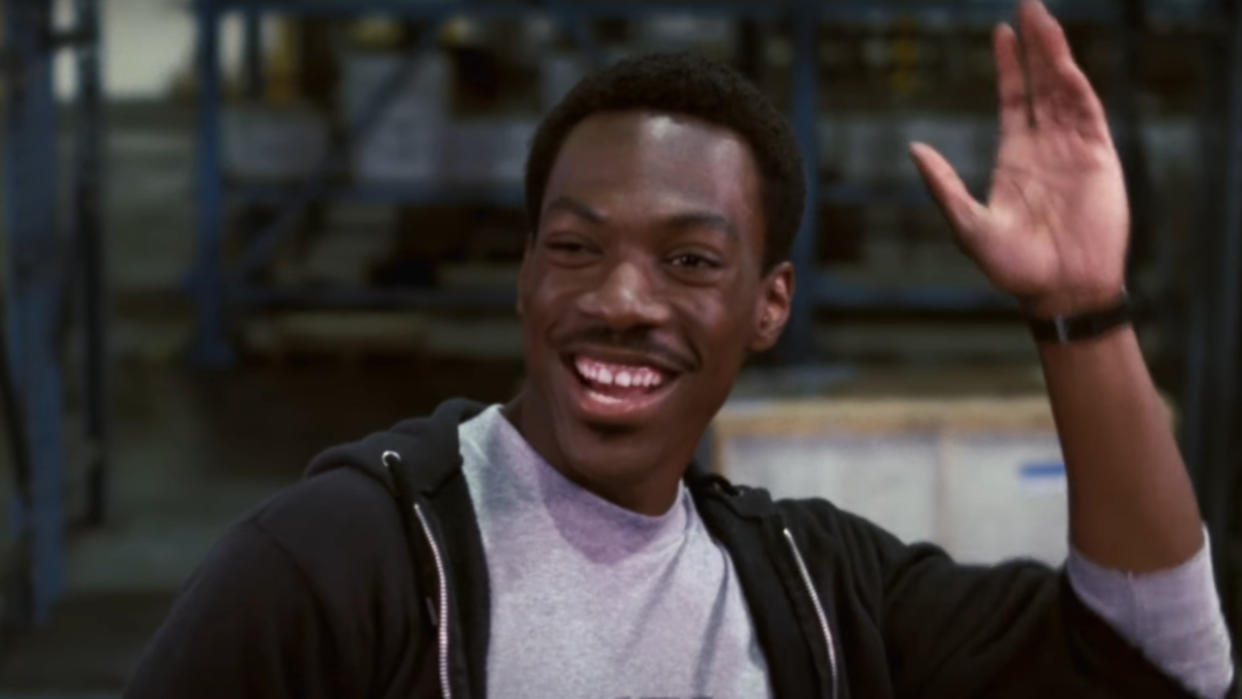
668, 252, 722, 270
548, 240, 587, 254
542, 235, 600, 266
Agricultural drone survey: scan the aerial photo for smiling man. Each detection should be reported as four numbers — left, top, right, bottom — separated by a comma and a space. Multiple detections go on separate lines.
513, 105, 793, 518
127, 2, 1232, 697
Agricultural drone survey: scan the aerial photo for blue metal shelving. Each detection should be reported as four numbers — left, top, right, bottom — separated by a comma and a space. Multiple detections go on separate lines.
1, 0, 105, 628
2, 0, 63, 632
189, 0, 1226, 368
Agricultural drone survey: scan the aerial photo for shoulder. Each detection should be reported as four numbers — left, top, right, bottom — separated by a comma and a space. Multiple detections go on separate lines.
240, 468, 413, 590
129, 470, 420, 698
772, 495, 937, 586
774, 495, 903, 551
254, 467, 399, 530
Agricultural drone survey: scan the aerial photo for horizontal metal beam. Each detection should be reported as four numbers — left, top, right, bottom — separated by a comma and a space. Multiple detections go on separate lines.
210, 0, 787, 20
238, 283, 516, 311
209, 0, 1220, 23
813, 277, 1017, 312
232, 180, 946, 210
228, 181, 525, 209
235, 279, 1017, 314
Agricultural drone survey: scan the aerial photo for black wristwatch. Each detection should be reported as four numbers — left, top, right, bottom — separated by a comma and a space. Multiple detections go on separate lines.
1028, 292, 1133, 344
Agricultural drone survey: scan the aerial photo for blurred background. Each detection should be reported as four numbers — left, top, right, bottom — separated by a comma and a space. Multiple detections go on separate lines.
0, 0, 1240, 695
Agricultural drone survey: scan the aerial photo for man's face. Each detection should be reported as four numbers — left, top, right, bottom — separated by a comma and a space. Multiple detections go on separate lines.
515, 111, 793, 507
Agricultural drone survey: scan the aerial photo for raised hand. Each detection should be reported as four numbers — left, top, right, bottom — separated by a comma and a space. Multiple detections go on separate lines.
909, 0, 1129, 317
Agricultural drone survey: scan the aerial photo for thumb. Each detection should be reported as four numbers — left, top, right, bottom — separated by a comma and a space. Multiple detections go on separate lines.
909, 141, 989, 249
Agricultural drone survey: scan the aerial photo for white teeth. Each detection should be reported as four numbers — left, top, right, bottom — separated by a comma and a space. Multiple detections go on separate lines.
575, 356, 594, 381
574, 355, 669, 389
586, 388, 622, 404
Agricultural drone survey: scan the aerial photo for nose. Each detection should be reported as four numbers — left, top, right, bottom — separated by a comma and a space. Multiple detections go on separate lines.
577, 260, 672, 330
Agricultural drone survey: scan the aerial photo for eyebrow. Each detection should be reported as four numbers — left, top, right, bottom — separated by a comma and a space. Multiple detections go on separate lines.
543, 196, 737, 240
543, 196, 606, 223
664, 211, 738, 241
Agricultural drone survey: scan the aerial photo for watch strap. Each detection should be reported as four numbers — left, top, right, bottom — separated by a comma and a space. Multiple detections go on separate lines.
1028, 293, 1133, 344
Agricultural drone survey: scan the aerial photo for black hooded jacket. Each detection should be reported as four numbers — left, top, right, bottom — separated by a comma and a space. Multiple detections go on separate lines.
126, 398, 1197, 698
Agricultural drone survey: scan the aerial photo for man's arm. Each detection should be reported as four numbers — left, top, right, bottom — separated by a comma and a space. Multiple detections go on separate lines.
1040, 327, 1200, 569
908, 1, 1232, 694
125, 520, 347, 699
909, 0, 1202, 572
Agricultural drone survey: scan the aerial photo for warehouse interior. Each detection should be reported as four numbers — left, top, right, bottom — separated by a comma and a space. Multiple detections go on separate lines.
1, 0, 1241, 694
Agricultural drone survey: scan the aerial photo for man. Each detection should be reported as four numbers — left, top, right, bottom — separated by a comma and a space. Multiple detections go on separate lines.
127, 1, 1232, 696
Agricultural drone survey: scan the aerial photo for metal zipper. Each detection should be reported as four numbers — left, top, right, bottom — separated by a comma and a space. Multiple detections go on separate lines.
783, 527, 839, 699
414, 502, 453, 699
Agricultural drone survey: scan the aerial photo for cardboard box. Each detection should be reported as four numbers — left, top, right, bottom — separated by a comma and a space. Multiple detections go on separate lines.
712, 396, 1068, 564
223, 106, 330, 181
443, 117, 537, 187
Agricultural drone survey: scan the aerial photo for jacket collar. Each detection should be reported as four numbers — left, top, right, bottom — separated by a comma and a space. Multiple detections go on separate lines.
304, 397, 487, 496
688, 470, 782, 521
306, 396, 783, 521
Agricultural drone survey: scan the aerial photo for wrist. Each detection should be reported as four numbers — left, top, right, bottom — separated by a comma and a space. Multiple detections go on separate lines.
1027, 289, 1132, 345
1020, 282, 1126, 318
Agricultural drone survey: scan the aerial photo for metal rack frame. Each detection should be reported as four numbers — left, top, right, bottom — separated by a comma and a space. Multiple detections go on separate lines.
1, 0, 106, 628
190, 0, 1226, 366
1182, 0, 1242, 631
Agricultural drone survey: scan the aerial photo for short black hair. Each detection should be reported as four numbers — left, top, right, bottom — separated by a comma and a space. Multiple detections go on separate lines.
524, 52, 806, 272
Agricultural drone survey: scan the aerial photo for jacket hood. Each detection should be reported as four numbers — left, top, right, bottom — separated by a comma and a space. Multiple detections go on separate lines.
304, 397, 489, 498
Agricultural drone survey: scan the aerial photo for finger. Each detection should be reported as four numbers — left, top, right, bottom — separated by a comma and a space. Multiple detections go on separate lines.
908, 142, 988, 248
1024, 1, 1111, 139
1029, 0, 1074, 65
1017, 0, 1060, 127
1051, 61, 1112, 141
993, 22, 1029, 134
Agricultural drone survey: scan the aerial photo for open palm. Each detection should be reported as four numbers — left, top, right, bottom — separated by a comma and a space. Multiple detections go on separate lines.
910, 0, 1129, 317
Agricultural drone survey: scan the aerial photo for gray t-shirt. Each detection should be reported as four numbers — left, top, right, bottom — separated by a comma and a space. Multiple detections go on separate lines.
459, 405, 772, 699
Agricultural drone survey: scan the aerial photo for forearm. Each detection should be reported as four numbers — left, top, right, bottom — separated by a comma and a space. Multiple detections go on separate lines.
1039, 325, 1202, 571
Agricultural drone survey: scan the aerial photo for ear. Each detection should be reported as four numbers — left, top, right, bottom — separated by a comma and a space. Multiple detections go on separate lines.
748, 261, 794, 352
516, 235, 535, 317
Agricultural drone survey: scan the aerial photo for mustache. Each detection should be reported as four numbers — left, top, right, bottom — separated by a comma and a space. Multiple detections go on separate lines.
556, 326, 696, 372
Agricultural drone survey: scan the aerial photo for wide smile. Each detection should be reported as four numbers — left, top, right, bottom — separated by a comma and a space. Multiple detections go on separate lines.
562, 352, 682, 423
